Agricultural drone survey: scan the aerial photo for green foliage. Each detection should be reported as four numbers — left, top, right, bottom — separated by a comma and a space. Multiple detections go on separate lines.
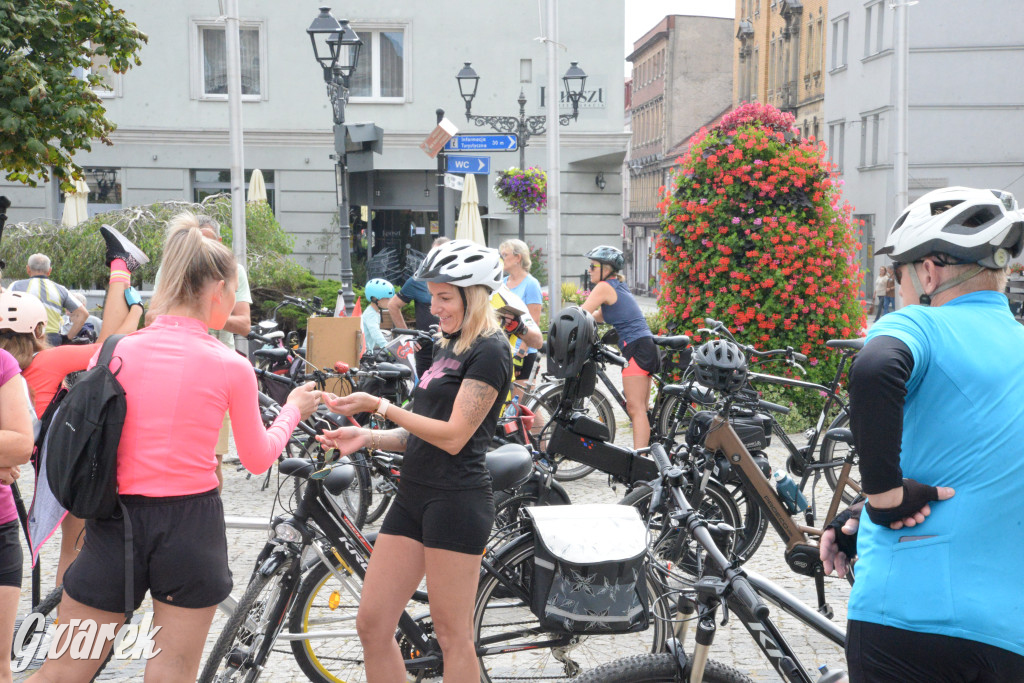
561, 282, 588, 306
528, 242, 547, 281
658, 102, 865, 417
0, 0, 147, 189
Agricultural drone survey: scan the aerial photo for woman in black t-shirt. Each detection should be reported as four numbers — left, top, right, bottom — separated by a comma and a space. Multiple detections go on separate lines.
319, 240, 510, 682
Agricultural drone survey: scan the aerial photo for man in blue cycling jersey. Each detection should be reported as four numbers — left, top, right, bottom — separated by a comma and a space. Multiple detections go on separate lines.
821, 187, 1024, 682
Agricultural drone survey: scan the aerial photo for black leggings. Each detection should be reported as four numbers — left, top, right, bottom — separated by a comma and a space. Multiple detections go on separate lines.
847, 620, 1024, 683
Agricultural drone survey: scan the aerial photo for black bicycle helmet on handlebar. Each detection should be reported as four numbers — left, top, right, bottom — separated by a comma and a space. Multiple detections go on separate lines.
692, 339, 748, 394
546, 306, 597, 379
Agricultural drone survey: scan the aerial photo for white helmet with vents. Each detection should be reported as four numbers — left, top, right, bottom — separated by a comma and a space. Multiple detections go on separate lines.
879, 186, 1024, 269
414, 240, 504, 292
0, 289, 47, 335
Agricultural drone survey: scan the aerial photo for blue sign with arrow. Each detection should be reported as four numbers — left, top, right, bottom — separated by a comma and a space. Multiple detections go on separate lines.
447, 156, 491, 174
444, 134, 518, 152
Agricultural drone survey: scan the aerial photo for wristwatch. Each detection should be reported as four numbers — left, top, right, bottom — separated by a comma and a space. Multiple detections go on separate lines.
373, 397, 392, 419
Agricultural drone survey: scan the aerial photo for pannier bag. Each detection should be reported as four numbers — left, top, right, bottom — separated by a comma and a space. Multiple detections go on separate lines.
525, 504, 650, 633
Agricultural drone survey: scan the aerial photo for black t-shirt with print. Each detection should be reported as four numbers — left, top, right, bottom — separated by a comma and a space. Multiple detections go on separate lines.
401, 332, 511, 490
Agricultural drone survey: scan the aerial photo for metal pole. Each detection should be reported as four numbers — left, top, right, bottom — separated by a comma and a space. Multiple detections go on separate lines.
545, 0, 562, 315
336, 152, 355, 315
893, 1, 910, 217
436, 109, 446, 237
367, 173, 375, 262
518, 94, 527, 241
224, 0, 246, 263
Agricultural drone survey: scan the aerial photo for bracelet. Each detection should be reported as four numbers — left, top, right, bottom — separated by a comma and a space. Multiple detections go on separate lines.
374, 397, 391, 419
367, 429, 377, 452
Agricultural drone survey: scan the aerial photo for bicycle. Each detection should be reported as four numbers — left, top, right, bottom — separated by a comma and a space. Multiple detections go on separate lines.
573, 442, 848, 683
199, 397, 675, 682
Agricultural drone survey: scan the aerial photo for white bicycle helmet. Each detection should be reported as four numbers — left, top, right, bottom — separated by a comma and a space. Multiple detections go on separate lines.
879, 186, 1024, 269
414, 240, 504, 292
0, 289, 47, 335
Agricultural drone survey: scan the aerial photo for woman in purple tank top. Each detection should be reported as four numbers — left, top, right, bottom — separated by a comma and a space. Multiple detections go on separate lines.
581, 246, 660, 448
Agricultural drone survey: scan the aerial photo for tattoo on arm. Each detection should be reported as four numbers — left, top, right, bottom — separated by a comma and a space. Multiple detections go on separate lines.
455, 379, 500, 434
379, 428, 409, 452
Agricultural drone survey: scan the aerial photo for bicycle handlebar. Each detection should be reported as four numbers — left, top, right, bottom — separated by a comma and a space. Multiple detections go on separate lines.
390, 327, 433, 343
596, 345, 628, 367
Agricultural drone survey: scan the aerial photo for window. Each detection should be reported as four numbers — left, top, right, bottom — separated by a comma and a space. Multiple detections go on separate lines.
864, 1, 886, 56
57, 167, 122, 218
828, 121, 846, 172
190, 18, 267, 101
752, 46, 759, 99
831, 15, 850, 69
859, 113, 882, 167
73, 43, 121, 97
192, 169, 275, 212
349, 24, 408, 100
815, 19, 824, 72
806, 19, 815, 73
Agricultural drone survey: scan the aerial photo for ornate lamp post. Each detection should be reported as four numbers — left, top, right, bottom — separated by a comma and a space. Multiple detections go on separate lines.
456, 61, 587, 241
307, 7, 362, 314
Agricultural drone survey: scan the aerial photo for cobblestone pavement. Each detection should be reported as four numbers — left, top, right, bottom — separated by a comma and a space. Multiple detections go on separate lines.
13, 383, 851, 682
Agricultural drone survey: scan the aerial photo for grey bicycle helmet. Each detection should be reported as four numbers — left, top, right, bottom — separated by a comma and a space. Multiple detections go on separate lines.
879, 186, 1024, 269
585, 245, 625, 273
692, 339, 748, 394
546, 306, 597, 379
414, 239, 504, 292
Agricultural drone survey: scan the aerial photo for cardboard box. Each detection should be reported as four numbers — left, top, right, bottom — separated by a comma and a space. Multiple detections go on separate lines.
306, 316, 362, 395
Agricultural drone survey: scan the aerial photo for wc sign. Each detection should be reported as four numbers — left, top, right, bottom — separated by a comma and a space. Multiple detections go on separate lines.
446, 156, 491, 175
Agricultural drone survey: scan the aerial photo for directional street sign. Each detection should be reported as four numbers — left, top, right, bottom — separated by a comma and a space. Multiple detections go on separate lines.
447, 155, 491, 174
444, 134, 518, 152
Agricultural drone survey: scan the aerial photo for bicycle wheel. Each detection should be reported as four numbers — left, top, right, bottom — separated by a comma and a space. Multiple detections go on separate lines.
363, 457, 398, 525
820, 412, 860, 505
199, 563, 292, 683
288, 557, 365, 683
474, 537, 670, 681
719, 479, 769, 560
573, 653, 754, 683
652, 393, 697, 444
529, 383, 616, 481
489, 481, 571, 548
619, 481, 742, 580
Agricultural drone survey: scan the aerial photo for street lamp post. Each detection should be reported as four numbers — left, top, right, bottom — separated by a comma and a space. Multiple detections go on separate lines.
456, 62, 587, 242
307, 7, 362, 315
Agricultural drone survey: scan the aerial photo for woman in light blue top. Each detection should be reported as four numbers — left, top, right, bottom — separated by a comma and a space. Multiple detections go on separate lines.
362, 278, 394, 353
499, 239, 543, 384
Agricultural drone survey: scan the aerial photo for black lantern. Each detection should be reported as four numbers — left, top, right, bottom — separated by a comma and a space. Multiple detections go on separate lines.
307, 7, 343, 71
562, 62, 588, 119
456, 62, 480, 116
331, 19, 362, 81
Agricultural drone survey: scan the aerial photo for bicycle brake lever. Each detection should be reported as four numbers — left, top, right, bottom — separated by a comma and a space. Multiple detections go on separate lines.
791, 362, 807, 375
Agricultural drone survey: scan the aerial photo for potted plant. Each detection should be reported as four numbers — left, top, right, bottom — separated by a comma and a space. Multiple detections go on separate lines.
494, 167, 547, 214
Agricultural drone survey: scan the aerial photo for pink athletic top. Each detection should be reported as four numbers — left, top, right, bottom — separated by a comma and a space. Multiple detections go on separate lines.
0, 349, 23, 525
95, 315, 301, 496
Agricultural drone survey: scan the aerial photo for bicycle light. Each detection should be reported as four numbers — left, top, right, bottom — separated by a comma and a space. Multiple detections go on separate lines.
274, 521, 304, 544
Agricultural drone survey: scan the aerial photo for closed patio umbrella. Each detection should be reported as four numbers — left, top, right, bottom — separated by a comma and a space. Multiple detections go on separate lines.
454, 174, 485, 245
247, 169, 267, 203
61, 178, 90, 226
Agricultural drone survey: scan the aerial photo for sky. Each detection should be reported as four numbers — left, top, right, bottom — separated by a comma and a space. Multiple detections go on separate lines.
624, 0, 735, 76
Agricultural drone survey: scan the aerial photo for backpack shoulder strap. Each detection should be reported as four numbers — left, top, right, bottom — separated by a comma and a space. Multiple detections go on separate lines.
97, 334, 126, 369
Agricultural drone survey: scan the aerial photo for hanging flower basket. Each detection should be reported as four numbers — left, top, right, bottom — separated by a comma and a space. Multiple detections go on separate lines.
494, 167, 547, 214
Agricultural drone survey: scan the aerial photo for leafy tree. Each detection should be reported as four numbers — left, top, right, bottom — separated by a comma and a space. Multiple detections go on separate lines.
0, 0, 147, 188
658, 103, 865, 417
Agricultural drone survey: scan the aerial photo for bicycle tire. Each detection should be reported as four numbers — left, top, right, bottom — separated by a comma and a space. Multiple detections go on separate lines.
573, 653, 755, 683
820, 412, 860, 505
528, 383, 616, 481
619, 481, 743, 580
363, 458, 397, 525
719, 479, 770, 560
652, 393, 697, 444
473, 536, 670, 682
198, 563, 292, 683
489, 481, 571, 548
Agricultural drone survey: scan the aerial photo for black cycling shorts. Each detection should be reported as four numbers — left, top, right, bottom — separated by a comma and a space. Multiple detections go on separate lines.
514, 352, 538, 381
622, 336, 661, 376
380, 479, 494, 555
847, 620, 1024, 683
0, 520, 22, 588
64, 489, 232, 613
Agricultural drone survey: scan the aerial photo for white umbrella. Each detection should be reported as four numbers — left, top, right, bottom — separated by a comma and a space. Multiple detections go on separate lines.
454, 174, 485, 245
247, 169, 267, 203
61, 178, 90, 226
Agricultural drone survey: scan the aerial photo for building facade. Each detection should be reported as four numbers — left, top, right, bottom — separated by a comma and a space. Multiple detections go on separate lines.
824, 0, 1024, 292
1, 0, 628, 281
734, 0, 828, 140
625, 15, 734, 294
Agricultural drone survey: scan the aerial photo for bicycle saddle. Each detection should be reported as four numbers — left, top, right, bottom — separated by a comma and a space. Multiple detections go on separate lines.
824, 427, 854, 445
254, 347, 290, 361
485, 444, 533, 491
373, 362, 413, 379
653, 335, 691, 350
825, 338, 865, 351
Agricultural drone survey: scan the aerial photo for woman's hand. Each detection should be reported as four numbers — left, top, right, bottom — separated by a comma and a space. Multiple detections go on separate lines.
323, 391, 379, 416
0, 466, 21, 486
286, 381, 322, 420
316, 426, 370, 456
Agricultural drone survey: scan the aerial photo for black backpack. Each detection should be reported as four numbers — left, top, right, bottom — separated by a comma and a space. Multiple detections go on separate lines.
45, 335, 126, 520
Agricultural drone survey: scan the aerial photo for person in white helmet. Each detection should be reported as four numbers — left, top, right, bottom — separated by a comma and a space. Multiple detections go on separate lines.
820, 187, 1024, 681
318, 240, 511, 683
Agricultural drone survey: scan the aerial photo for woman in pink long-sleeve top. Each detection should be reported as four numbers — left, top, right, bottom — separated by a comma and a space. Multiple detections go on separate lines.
29, 213, 321, 683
